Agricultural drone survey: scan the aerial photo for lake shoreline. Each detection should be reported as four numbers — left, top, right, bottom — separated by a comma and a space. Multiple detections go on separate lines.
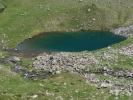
1, 25, 133, 56
111, 25, 133, 37
15, 25, 133, 47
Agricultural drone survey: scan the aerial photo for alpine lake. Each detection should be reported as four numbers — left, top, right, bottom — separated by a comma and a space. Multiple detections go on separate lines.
17, 31, 126, 53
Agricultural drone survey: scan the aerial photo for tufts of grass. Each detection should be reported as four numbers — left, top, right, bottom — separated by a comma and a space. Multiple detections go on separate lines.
0, 65, 113, 100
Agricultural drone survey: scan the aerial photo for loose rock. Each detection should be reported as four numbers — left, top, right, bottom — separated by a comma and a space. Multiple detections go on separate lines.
33, 52, 99, 74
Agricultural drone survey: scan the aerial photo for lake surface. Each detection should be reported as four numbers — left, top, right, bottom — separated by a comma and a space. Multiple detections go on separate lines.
17, 32, 126, 52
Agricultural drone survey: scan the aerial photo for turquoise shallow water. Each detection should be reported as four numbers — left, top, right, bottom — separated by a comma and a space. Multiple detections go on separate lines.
17, 32, 126, 52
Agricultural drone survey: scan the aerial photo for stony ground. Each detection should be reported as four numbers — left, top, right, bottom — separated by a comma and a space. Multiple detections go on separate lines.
0, 38, 132, 99
31, 42, 133, 97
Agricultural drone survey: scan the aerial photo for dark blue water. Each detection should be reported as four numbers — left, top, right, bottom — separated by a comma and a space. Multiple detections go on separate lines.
17, 32, 126, 52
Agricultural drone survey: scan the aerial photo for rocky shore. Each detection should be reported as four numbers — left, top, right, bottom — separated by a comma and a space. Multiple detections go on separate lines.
33, 52, 99, 74
32, 46, 133, 78
112, 25, 133, 37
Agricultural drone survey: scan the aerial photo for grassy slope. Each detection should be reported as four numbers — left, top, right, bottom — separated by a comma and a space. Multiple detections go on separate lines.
0, 0, 133, 47
0, 65, 132, 100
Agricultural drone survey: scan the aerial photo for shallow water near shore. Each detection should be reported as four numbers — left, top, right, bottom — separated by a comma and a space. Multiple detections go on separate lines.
17, 32, 126, 52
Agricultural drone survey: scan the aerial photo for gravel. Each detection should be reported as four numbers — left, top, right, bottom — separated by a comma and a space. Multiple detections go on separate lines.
33, 52, 99, 74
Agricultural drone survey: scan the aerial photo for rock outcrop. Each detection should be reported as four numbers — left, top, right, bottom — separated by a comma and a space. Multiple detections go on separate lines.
0, 2, 6, 13
112, 25, 133, 37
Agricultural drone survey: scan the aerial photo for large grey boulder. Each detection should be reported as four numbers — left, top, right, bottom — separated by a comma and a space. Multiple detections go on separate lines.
8, 56, 21, 64
112, 25, 133, 37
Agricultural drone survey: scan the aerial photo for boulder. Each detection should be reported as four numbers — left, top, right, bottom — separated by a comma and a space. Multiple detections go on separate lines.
112, 25, 133, 37
31, 95, 38, 99
0, 2, 6, 12
8, 56, 21, 63
79, 0, 83, 2
100, 81, 113, 88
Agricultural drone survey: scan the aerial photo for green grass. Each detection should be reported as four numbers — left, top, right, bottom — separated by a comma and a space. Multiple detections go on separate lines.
1, 65, 133, 100
0, 65, 110, 100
